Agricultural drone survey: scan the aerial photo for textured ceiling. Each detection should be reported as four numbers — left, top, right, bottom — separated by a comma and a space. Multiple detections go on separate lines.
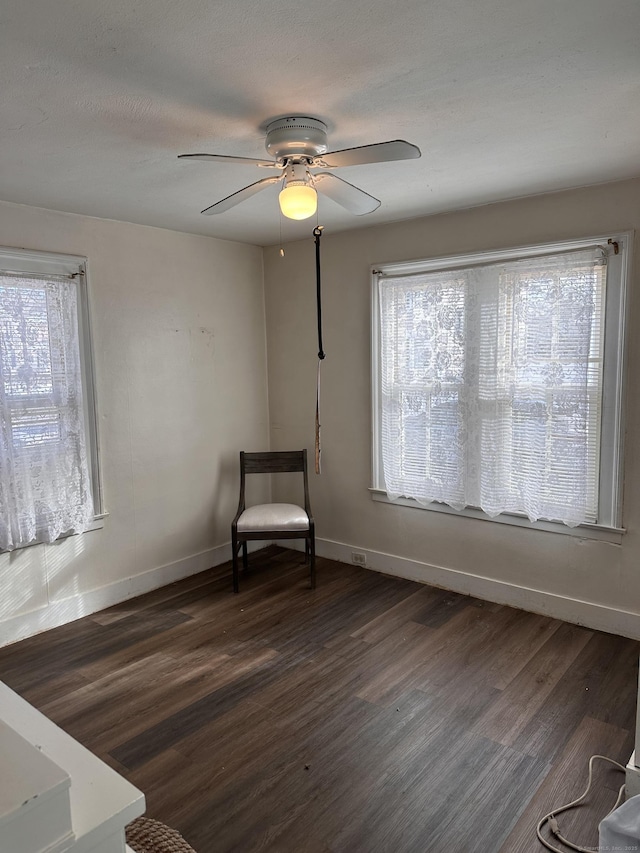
1, 0, 639, 246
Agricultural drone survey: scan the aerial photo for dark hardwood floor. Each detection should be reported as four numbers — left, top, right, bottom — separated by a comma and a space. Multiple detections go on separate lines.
1, 547, 637, 852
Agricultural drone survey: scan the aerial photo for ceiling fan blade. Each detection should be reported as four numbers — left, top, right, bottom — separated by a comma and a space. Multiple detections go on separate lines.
179, 153, 279, 168
313, 173, 380, 215
317, 140, 421, 168
201, 176, 282, 215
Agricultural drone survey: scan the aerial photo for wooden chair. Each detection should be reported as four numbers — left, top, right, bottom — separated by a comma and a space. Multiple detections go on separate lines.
231, 450, 315, 593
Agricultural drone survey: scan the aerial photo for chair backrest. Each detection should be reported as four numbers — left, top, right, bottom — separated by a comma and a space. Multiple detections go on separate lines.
238, 450, 311, 512
241, 450, 306, 475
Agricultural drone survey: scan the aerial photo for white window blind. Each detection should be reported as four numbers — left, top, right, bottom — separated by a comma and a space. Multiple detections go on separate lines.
0, 270, 95, 550
377, 246, 609, 527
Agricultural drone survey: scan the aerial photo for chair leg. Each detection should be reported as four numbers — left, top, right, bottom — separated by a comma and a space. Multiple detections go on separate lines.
242, 542, 248, 572
304, 539, 309, 564
309, 534, 316, 590
232, 534, 239, 594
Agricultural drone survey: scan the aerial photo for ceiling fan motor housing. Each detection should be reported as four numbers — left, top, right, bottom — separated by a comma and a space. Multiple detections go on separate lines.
265, 116, 328, 161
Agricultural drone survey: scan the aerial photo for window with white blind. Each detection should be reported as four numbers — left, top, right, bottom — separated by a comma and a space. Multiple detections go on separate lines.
0, 247, 101, 551
372, 235, 630, 532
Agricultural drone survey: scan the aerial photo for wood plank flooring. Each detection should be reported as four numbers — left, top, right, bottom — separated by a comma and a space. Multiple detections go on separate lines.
0, 547, 637, 852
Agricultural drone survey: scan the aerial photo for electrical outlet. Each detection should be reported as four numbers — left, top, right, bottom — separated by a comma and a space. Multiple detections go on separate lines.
351, 551, 367, 566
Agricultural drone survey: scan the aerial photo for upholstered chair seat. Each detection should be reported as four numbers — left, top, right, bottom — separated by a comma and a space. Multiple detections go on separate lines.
237, 503, 309, 532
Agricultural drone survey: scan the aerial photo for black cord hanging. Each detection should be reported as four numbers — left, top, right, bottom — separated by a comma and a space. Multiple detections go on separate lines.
313, 226, 324, 473
314, 226, 325, 361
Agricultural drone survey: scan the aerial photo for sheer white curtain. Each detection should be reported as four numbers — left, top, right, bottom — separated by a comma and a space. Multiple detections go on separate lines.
379, 248, 606, 526
0, 274, 94, 550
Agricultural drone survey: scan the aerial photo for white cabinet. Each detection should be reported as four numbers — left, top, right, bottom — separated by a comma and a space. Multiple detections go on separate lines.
625, 668, 640, 799
0, 682, 145, 852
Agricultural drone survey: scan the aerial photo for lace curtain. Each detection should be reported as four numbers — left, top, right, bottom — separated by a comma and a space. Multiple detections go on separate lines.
0, 274, 94, 550
379, 248, 606, 526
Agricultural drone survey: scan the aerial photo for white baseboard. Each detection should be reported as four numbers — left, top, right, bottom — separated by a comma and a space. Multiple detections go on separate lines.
0, 541, 263, 648
282, 536, 640, 640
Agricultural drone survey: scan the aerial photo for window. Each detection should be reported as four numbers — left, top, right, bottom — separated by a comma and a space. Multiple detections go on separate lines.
0, 247, 101, 551
372, 235, 630, 531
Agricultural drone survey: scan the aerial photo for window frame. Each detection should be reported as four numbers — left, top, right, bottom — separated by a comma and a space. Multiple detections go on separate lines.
0, 245, 104, 541
371, 233, 632, 540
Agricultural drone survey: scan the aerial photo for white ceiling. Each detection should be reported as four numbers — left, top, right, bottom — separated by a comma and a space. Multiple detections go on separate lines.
2, 0, 639, 246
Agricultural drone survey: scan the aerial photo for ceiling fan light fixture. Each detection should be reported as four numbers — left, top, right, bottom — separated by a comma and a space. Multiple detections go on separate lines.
278, 163, 317, 220
279, 183, 317, 220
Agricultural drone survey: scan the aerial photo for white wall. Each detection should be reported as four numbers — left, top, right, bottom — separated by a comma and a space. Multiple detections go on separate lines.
0, 200, 269, 645
263, 178, 640, 638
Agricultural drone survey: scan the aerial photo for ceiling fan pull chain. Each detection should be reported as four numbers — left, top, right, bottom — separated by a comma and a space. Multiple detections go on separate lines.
314, 225, 325, 474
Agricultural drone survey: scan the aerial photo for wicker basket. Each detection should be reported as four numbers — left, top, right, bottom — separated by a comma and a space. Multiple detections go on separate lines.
126, 817, 196, 853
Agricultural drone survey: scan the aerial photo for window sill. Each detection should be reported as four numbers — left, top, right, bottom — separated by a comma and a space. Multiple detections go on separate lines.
1, 513, 108, 554
369, 489, 624, 543
52, 513, 108, 542
83, 513, 108, 533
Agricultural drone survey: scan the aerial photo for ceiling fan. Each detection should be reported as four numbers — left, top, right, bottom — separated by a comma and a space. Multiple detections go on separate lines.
179, 116, 421, 220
